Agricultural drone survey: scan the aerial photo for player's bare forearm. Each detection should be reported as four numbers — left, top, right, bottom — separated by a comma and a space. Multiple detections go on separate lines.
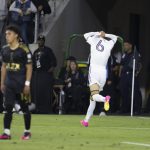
1, 63, 7, 86
1, 63, 7, 92
23, 64, 32, 95
25, 64, 32, 82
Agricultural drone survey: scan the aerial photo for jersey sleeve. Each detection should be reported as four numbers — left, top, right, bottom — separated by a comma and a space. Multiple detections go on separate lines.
84, 32, 100, 44
105, 34, 118, 44
20, 44, 32, 64
84, 32, 100, 40
26, 51, 32, 64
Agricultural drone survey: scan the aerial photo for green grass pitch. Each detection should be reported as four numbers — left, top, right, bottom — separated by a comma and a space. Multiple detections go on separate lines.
0, 114, 150, 150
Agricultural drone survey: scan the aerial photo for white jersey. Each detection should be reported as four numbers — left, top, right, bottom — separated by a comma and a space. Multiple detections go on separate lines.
84, 32, 118, 88
84, 32, 118, 68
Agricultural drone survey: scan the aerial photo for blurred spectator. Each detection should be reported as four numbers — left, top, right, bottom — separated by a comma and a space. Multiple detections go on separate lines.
31, 35, 57, 114
58, 56, 76, 81
63, 60, 86, 114
107, 55, 121, 112
9, 0, 37, 44
0, 0, 8, 47
31, 0, 51, 32
8, 0, 15, 7
31, 0, 51, 15
119, 42, 142, 115
100, 55, 120, 115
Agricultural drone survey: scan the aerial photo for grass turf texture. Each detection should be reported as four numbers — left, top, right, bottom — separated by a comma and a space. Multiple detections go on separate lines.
0, 115, 150, 150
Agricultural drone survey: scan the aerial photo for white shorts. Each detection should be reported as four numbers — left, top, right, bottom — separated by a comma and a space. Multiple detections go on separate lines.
88, 65, 107, 91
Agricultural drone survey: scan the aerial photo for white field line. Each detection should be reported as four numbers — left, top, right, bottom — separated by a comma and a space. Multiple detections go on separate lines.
13, 125, 150, 130
137, 117, 150, 120
121, 141, 150, 147
97, 127, 150, 130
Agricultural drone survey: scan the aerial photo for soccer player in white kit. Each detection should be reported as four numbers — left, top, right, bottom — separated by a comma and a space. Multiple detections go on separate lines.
80, 31, 118, 127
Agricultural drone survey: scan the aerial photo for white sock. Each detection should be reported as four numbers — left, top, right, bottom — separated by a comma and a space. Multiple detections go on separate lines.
84, 100, 96, 122
4, 129, 10, 135
92, 94, 105, 102
24, 129, 30, 133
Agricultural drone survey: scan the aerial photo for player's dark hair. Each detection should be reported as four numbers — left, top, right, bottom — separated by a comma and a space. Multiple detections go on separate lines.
5, 25, 21, 40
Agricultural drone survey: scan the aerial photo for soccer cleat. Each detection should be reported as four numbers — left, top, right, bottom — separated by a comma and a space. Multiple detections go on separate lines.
21, 132, 31, 140
0, 133, 11, 140
80, 120, 89, 127
104, 96, 111, 111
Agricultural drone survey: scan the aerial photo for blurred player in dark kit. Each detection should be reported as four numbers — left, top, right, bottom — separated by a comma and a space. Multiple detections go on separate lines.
0, 25, 32, 140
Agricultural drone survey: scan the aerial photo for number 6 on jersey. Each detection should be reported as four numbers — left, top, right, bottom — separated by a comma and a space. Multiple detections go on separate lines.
96, 40, 104, 52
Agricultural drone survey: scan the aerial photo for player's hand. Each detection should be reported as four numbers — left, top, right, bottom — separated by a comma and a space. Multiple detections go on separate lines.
23, 85, 30, 95
18, 9, 23, 16
100, 31, 105, 38
38, 5, 43, 11
0, 84, 5, 94
26, 9, 31, 15
66, 78, 71, 83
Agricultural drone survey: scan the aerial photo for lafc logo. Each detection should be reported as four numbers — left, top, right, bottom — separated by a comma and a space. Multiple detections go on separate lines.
6, 63, 20, 71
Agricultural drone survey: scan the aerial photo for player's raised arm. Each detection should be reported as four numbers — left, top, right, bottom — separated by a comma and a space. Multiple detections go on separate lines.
84, 32, 100, 40
105, 33, 118, 43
